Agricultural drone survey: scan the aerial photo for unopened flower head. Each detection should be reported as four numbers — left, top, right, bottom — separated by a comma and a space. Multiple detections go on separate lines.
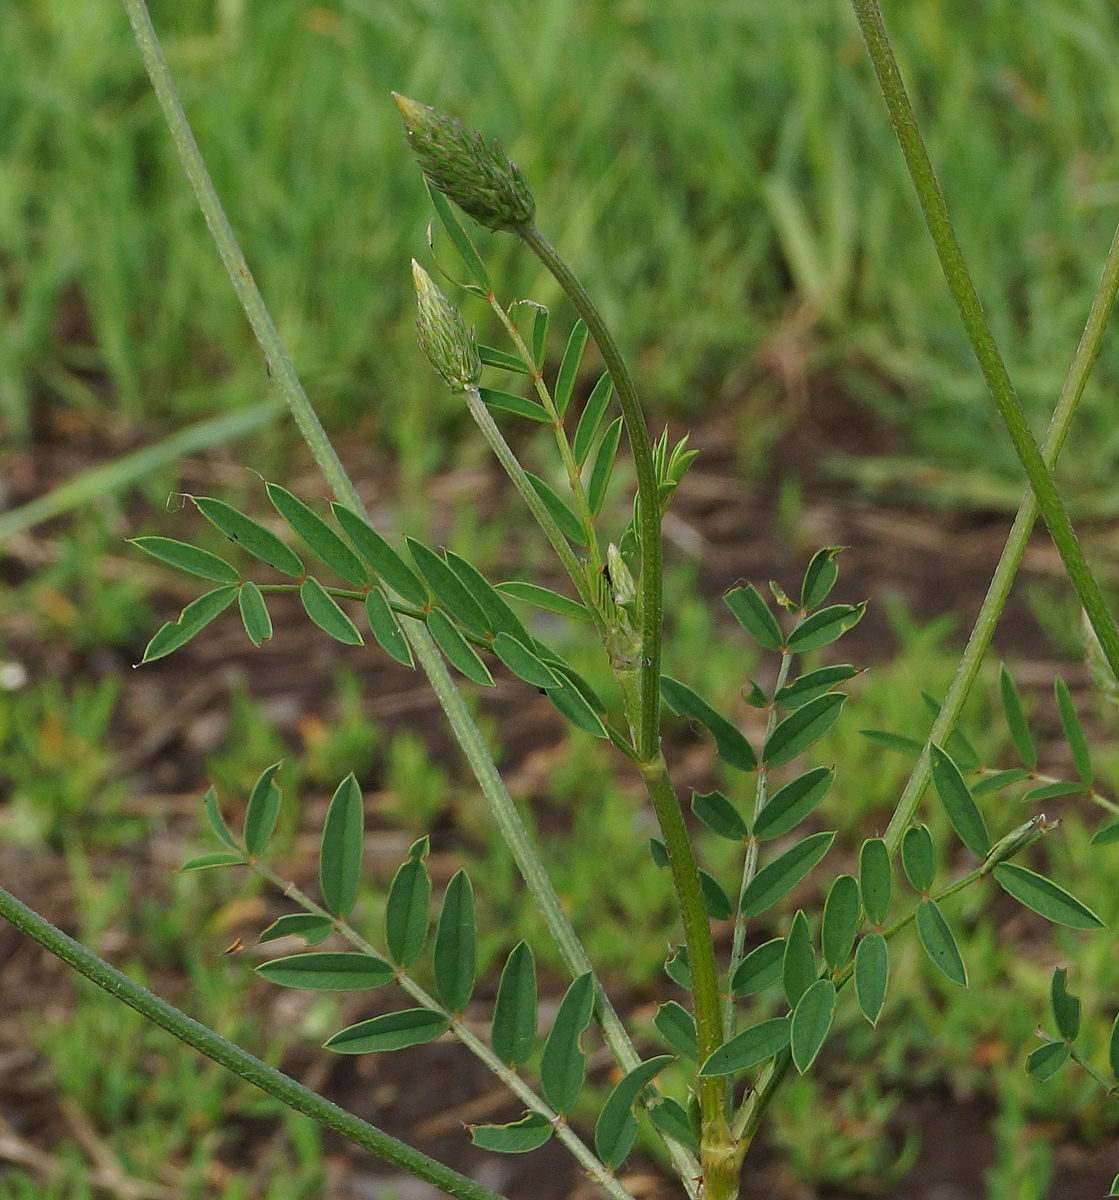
393, 94, 535, 232
411, 260, 481, 392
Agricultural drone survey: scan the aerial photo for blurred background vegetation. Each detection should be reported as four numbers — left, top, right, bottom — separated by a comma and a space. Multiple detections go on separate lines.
3, 0, 1119, 1197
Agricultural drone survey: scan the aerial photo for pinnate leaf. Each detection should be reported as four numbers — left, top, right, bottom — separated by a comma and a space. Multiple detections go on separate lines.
407, 539, 488, 633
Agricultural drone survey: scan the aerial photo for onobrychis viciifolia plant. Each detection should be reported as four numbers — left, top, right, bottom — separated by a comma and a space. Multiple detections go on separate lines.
3, 1, 1119, 1198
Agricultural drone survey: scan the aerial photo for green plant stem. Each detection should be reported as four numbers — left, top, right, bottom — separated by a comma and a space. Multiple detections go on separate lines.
254, 867, 633, 1200
459, 382, 605, 632
850, 0, 1119, 685
517, 225, 663, 759
116, 6, 705, 1186
637, 760, 727, 1146
724, 646, 795, 1041
0, 883, 507, 1200
486, 300, 604, 573
884, 216, 1119, 853
734, 865, 985, 1146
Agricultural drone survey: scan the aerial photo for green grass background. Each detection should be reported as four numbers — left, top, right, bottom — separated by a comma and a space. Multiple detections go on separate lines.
4, 0, 1119, 1196
5, 0, 1119, 489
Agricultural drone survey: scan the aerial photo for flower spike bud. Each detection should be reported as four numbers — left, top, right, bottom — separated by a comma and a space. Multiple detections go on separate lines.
393, 94, 536, 232
411, 260, 481, 392
980, 813, 1053, 874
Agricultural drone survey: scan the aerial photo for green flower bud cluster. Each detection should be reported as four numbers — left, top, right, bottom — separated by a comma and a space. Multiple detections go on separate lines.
393, 93, 536, 232
411, 261, 481, 392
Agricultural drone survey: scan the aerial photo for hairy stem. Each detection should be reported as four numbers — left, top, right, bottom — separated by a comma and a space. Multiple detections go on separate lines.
517, 225, 664, 759
851, 0, 1119, 684
0, 884, 506, 1200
